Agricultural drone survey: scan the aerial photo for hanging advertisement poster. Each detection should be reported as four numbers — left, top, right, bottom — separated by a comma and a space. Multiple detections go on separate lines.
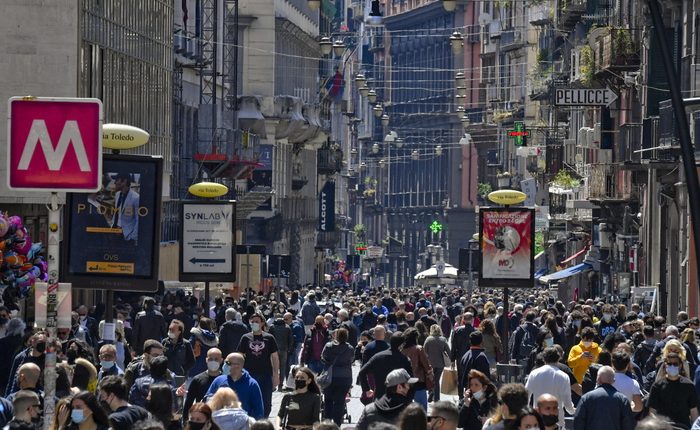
62, 154, 163, 292
479, 207, 535, 288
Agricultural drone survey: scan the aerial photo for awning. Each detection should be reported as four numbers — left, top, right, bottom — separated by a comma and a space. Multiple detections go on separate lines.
538, 263, 592, 284
560, 246, 589, 265
534, 268, 548, 280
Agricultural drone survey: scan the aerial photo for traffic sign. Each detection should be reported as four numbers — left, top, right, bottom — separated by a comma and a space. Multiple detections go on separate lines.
554, 88, 618, 107
8, 97, 103, 192
180, 201, 236, 282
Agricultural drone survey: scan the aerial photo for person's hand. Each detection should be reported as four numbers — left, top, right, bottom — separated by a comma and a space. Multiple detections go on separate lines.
57, 402, 70, 427
365, 389, 374, 398
463, 389, 472, 406
176, 383, 186, 397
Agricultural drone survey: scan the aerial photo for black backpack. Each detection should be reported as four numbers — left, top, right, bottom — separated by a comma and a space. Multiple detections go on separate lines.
518, 326, 537, 359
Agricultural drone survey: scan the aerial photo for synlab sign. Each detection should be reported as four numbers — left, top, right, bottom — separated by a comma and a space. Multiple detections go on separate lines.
7, 97, 103, 192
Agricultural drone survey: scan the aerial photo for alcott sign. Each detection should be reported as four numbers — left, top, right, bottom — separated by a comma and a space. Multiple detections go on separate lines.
7, 97, 103, 192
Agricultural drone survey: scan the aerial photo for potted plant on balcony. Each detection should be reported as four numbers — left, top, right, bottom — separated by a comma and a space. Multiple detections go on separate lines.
613, 28, 636, 65
353, 223, 366, 240
550, 170, 580, 191
579, 45, 594, 86
477, 182, 492, 204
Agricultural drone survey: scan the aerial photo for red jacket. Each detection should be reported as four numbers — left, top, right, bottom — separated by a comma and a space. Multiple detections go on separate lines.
301, 326, 329, 362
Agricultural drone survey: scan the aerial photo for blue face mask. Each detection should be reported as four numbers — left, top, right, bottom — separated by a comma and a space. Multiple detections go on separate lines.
101, 360, 115, 370
222, 362, 231, 376
71, 409, 86, 424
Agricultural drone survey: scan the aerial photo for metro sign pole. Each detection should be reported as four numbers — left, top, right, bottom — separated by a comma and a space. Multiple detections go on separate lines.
7, 96, 102, 430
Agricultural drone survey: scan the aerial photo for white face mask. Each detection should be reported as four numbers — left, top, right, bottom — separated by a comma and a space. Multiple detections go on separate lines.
250, 322, 261, 333
473, 390, 484, 400
207, 360, 221, 372
582, 341, 592, 348
168, 331, 178, 340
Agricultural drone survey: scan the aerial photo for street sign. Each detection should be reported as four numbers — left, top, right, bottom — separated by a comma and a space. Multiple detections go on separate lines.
554, 88, 618, 107
267, 255, 291, 278
436, 261, 446, 277
8, 97, 103, 192
366, 245, 384, 259
180, 201, 236, 282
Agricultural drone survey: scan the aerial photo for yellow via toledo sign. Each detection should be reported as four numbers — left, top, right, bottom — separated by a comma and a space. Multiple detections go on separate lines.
487, 189, 527, 205
102, 123, 150, 150
188, 182, 229, 198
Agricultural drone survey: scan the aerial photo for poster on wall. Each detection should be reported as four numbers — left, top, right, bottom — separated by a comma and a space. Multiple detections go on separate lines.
479, 207, 535, 288
62, 154, 163, 292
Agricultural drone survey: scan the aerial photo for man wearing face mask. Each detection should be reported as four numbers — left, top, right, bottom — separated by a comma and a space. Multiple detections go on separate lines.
132, 297, 168, 356
427, 401, 459, 430
648, 352, 699, 429
594, 304, 619, 339
356, 369, 417, 430
567, 327, 601, 384
5, 332, 48, 397
69, 311, 91, 345
536, 394, 561, 430
182, 348, 223, 423
98, 375, 150, 430
205, 353, 264, 419
237, 313, 280, 418
574, 366, 635, 430
6, 390, 42, 430
525, 348, 575, 427
434, 305, 452, 339
268, 313, 293, 391
98, 344, 124, 381
76, 305, 100, 346
162, 319, 195, 378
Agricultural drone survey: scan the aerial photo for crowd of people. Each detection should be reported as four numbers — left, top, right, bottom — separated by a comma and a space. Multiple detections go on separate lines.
0, 286, 699, 430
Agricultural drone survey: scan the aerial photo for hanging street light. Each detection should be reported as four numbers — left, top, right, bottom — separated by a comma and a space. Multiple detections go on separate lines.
412, 150, 420, 161
436, 145, 443, 156
454, 105, 466, 118
379, 159, 386, 168
459, 133, 472, 146
308, 0, 321, 10
355, 73, 367, 86
367, 0, 383, 26
381, 114, 390, 127
373, 103, 383, 117
450, 32, 464, 54
442, 0, 457, 11
372, 143, 380, 153
457, 86, 467, 97
367, 89, 378, 103
461, 114, 471, 128
395, 138, 404, 148
319, 37, 333, 56
332, 39, 346, 57
359, 85, 370, 98
455, 72, 466, 87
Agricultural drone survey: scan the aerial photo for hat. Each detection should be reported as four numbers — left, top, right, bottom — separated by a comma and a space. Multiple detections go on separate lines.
386, 369, 418, 387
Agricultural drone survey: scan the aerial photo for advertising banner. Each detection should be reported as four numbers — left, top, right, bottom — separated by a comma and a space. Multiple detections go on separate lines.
479, 207, 535, 288
62, 155, 162, 292
180, 201, 236, 282
318, 181, 335, 231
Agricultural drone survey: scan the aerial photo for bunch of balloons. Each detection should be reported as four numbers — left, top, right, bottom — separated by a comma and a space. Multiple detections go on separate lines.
0, 213, 48, 299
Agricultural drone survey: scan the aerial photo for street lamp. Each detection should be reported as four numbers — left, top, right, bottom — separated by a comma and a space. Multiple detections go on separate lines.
367, 89, 378, 103
355, 73, 367, 87
308, 0, 321, 10
372, 143, 380, 153
381, 114, 390, 128
459, 133, 472, 146
359, 85, 370, 98
497, 172, 512, 189
454, 105, 465, 118
319, 37, 333, 56
450, 31, 464, 54
379, 159, 386, 168
373, 103, 383, 117
412, 150, 420, 161
461, 114, 471, 128
456, 86, 467, 97
455, 72, 466, 87
367, 0, 383, 26
395, 138, 404, 148
442, 0, 457, 11
436, 145, 443, 156
332, 39, 346, 57
384, 131, 397, 142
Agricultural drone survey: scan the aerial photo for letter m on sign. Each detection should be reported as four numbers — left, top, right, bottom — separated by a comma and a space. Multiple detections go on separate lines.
7, 97, 103, 192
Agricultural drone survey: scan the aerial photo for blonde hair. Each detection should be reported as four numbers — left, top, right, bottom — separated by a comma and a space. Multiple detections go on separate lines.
663, 339, 687, 361
207, 387, 241, 411
429, 324, 443, 337
681, 328, 696, 344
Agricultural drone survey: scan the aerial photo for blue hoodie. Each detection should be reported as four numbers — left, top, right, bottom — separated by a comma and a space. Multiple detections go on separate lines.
205, 369, 264, 419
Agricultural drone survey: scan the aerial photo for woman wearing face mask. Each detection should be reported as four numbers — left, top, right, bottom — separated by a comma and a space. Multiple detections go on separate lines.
512, 407, 545, 430
655, 339, 691, 381
276, 367, 321, 430
207, 387, 256, 430
65, 391, 110, 430
320, 328, 355, 425
458, 370, 498, 429
478, 319, 503, 368
184, 403, 219, 430
525, 329, 553, 374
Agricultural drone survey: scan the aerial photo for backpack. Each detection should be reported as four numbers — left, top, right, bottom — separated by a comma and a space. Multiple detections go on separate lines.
518, 326, 537, 359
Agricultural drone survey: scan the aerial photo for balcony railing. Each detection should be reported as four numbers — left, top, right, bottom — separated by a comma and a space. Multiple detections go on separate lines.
617, 123, 642, 163
529, 3, 553, 26
500, 29, 525, 52
559, 0, 587, 30
594, 29, 641, 74
587, 163, 640, 201
317, 148, 342, 175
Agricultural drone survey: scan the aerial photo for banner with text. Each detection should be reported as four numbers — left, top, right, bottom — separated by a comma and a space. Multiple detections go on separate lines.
479, 207, 535, 288
318, 181, 335, 231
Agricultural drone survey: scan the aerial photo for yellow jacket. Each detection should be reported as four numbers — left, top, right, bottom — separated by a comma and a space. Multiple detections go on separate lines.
567, 341, 601, 383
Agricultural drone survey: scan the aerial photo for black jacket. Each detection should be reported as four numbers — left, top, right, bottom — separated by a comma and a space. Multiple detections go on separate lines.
458, 348, 490, 395
268, 320, 294, 355
218, 320, 249, 357
458, 390, 498, 429
356, 391, 413, 430
182, 370, 221, 423
162, 336, 195, 377
451, 325, 475, 362
574, 384, 635, 430
132, 310, 168, 354
358, 349, 413, 399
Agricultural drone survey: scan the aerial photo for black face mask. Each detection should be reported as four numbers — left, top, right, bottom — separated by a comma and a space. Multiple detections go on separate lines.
66, 349, 78, 364
541, 415, 558, 427
188, 422, 206, 430
295, 379, 307, 390
35, 342, 46, 354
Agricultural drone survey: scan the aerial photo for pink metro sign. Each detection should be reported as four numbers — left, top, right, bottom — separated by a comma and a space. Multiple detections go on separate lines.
7, 97, 103, 192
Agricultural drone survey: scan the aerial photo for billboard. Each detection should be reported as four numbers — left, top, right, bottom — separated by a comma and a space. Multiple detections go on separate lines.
62, 154, 163, 292
179, 201, 236, 282
479, 207, 535, 288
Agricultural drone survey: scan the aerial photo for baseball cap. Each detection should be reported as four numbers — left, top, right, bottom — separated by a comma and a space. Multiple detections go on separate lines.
386, 369, 418, 387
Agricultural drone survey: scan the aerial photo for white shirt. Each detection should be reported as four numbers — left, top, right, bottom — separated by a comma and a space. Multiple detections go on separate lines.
525, 364, 575, 426
613, 371, 641, 401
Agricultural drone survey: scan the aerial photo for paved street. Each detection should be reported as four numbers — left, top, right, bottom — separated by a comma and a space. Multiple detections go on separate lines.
270, 364, 460, 427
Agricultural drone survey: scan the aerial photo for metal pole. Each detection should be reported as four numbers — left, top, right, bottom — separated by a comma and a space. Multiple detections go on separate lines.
44, 192, 60, 430
204, 281, 210, 317
501, 286, 509, 364
277, 255, 282, 302
646, 0, 700, 300
468, 247, 474, 297
246, 245, 251, 301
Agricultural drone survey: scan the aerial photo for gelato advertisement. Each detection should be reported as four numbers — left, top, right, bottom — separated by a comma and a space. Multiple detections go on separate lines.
479, 208, 535, 287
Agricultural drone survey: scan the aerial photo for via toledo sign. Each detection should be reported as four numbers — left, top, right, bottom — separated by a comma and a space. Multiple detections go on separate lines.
102, 123, 150, 150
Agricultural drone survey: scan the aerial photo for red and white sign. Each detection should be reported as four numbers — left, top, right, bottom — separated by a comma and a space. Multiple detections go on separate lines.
7, 97, 103, 192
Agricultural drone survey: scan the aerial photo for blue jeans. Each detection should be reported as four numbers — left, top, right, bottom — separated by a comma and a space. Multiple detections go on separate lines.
414, 388, 428, 411
307, 359, 324, 375
252, 372, 272, 418
323, 377, 352, 426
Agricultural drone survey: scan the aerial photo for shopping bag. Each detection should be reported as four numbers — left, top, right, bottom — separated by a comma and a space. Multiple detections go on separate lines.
441, 368, 458, 395
285, 365, 300, 390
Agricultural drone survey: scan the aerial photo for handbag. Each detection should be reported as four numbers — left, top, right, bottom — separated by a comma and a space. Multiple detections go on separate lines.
316, 356, 336, 389
441, 368, 458, 395
443, 351, 452, 368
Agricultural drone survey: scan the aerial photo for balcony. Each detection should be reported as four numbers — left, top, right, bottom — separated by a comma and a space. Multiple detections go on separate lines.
617, 123, 643, 165
529, 3, 553, 26
594, 29, 641, 75
559, 0, 587, 30
279, 197, 316, 221
500, 29, 525, 52
587, 164, 640, 202
317, 148, 342, 175
194, 129, 261, 179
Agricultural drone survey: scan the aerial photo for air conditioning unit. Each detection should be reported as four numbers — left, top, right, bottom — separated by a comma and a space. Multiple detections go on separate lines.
174, 33, 186, 54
